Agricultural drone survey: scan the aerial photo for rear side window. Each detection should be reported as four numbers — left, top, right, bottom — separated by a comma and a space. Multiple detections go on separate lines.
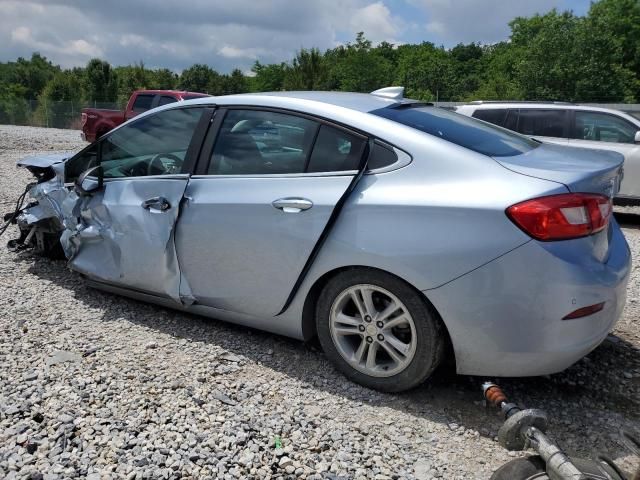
209, 109, 317, 175
367, 142, 398, 170
306, 125, 366, 172
472, 109, 507, 127
371, 105, 538, 157
158, 95, 178, 106
515, 109, 567, 138
132, 94, 155, 112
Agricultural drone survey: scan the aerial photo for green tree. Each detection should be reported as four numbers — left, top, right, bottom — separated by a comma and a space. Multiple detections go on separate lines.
251, 61, 286, 92
222, 69, 248, 94
327, 33, 394, 92
5, 53, 59, 100
115, 62, 152, 105
179, 64, 217, 93
394, 42, 452, 101
151, 68, 178, 89
508, 10, 581, 100
283, 48, 327, 90
574, 0, 640, 101
37, 71, 83, 128
84, 58, 118, 102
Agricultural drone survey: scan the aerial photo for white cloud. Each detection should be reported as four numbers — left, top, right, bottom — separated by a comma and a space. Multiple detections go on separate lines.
0, 0, 572, 71
411, 0, 559, 45
350, 2, 402, 42
0, 0, 397, 70
9, 23, 103, 63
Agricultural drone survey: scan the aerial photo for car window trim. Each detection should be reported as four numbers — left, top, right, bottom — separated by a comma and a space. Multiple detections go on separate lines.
195, 105, 370, 177
570, 109, 638, 143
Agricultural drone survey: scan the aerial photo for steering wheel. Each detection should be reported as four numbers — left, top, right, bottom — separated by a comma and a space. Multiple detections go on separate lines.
147, 153, 182, 176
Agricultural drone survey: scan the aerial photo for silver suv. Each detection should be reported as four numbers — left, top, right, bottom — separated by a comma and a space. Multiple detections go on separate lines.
456, 102, 640, 202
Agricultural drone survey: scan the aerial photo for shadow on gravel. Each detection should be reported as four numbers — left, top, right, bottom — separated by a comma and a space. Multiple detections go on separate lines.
14, 251, 640, 466
614, 212, 640, 228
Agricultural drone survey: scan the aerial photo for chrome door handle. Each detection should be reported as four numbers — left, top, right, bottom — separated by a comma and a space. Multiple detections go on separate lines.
142, 196, 171, 212
272, 197, 313, 213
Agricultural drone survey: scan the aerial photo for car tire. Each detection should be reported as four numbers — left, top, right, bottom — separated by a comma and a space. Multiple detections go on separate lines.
316, 268, 445, 392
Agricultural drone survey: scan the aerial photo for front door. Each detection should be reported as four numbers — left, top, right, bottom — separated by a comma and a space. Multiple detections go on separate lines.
69, 106, 211, 302
176, 108, 368, 316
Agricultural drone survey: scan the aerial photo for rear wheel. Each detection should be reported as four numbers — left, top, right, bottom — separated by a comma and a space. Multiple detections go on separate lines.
316, 269, 444, 392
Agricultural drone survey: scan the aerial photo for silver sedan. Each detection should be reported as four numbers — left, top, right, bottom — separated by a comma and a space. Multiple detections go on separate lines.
10, 88, 631, 392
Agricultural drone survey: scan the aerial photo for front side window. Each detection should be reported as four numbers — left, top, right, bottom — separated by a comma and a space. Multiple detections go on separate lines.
572, 111, 638, 144
515, 109, 567, 138
371, 105, 538, 157
132, 94, 155, 112
101, 108, 203, 178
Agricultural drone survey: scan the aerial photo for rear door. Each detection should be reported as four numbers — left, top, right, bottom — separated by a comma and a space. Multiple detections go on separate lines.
69, 106, 213, 302
175, 108, 368, 316
568, 110, 640, 198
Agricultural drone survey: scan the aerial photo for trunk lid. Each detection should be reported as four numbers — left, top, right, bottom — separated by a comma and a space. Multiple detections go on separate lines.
496, 143, 624, 264
493, 143, 624, 199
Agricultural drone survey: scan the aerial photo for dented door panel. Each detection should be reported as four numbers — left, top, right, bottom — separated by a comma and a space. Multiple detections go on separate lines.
67, 176, 190, 302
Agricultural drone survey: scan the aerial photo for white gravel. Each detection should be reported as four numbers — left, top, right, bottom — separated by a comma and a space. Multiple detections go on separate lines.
0, 124, 638, 480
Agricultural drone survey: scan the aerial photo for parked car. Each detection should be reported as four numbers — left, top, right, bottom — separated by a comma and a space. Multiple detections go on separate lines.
9, 88, 630, 392
81, 89, 209, 142
456, 102, 640, 203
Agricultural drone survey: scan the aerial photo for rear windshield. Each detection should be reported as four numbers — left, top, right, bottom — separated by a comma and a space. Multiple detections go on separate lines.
370, 105, 539, 157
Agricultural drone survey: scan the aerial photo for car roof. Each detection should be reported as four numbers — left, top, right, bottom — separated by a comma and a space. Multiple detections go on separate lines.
184, 91, 421, 113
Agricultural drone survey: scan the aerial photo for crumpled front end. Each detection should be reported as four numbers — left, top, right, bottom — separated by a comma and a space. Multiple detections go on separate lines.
7, 154, 76, 257
6, 153, 191, 305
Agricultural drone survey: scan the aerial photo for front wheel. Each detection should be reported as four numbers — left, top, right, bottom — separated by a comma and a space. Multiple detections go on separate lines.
316, 269, 445, 392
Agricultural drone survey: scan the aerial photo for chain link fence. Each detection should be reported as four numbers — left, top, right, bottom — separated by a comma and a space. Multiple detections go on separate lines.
2, 98, 640, 130
0, 99, 124, 130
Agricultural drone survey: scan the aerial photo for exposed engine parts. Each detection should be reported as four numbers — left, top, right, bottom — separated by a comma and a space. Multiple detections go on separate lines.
1, 155, 70, 258
483, 382, 639, 480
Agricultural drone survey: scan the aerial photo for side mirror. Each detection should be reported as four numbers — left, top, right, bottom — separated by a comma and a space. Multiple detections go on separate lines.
635, 131, 640, 144
74, 165, 104, 196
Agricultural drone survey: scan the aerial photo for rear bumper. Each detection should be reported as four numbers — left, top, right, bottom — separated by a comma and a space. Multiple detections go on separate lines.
426, 221, 631, 377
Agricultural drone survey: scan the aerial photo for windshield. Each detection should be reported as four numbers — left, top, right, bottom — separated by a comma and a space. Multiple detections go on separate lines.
370, 105, 539, 157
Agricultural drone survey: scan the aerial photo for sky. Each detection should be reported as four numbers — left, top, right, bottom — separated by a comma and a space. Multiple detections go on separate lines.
0, 0, 591, 73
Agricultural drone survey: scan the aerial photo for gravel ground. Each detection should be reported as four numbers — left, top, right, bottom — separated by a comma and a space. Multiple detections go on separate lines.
0, 124, 638, 480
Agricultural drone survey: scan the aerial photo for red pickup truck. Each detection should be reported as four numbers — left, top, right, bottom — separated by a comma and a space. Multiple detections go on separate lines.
81, 89, 209, 142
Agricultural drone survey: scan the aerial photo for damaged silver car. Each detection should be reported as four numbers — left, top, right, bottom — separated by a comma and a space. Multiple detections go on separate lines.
5, 90, 631, 392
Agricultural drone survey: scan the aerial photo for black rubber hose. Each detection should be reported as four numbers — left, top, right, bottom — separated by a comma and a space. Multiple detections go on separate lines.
0, 183, 33, 238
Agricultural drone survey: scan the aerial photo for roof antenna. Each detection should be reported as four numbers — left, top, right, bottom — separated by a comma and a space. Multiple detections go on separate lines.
370, 86, 404, 100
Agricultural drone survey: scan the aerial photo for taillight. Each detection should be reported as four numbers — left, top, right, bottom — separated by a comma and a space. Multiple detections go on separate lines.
81, 112, 87, 126
506, 193, 612, 241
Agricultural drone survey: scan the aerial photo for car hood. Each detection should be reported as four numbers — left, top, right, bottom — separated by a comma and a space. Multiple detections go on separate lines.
17, 152, 72, 168
492, 143, 624, 197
